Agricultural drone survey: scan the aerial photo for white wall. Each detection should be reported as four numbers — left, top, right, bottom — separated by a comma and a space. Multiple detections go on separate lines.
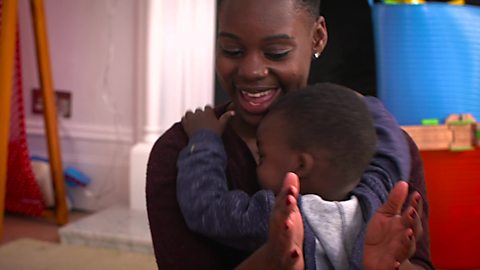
129, 0, 216, 210
17, 0, 216, 211
19, 0, 137, 210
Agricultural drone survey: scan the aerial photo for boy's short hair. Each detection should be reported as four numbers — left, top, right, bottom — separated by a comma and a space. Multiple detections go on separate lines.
268, 82, 377, 185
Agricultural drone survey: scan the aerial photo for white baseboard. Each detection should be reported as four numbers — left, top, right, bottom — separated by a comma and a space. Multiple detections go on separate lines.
26, 123, 133, 211
26, 119, 134, 143
129, 142, 155, 211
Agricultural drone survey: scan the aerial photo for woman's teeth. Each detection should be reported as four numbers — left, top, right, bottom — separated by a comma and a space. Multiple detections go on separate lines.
241, 90, 273, 98
238, 88, 279, 111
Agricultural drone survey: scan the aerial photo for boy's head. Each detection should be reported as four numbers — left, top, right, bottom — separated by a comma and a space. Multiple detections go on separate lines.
256, 83, 377, 201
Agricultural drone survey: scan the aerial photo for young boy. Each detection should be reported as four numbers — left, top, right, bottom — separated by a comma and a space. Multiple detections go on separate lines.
177, 83, 416, 269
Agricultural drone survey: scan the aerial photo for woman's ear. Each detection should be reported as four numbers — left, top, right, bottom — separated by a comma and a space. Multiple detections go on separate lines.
295, 152, 314, 179
312, 16, 328, 57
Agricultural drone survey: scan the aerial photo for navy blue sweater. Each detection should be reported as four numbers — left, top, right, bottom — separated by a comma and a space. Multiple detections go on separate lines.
176, 97, 412, 269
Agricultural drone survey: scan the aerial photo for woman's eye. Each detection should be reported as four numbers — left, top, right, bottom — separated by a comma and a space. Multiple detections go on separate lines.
221, 48, 243, 58
265, 50, 290, 60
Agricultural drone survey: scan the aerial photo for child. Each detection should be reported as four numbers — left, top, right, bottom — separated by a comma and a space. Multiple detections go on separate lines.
177, 83, 416, 269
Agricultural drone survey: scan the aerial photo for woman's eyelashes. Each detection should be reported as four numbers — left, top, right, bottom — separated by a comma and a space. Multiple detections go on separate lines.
219, 45, 292, 61
221, 47, 244, 58
264, 50, 291, 61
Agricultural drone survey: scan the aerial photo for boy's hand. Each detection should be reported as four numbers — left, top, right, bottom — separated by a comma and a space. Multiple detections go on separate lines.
181, 106, 235, 137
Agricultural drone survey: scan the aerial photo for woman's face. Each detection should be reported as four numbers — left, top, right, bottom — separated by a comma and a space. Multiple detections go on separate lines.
216, 0, 327, 128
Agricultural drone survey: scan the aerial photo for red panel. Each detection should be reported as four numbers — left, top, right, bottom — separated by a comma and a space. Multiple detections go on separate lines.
2, 4, 45, 216
421, 149, 480, 269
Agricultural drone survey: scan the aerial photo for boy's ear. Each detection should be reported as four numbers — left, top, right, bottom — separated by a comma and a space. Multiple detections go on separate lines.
295, 152, 314, 179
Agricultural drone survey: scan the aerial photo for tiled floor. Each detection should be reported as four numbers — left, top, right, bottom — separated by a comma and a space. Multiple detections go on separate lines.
0, 239, 156, 270
59, 206, 154, 254
1, 210, 90, 245
0, 209, 157, 270
1, 206, 154, 255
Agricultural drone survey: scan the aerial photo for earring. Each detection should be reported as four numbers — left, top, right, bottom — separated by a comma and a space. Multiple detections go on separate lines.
313, 52, 321, 59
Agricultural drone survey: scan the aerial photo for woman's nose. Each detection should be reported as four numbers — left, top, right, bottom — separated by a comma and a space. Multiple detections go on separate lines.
237, 53, 268, 81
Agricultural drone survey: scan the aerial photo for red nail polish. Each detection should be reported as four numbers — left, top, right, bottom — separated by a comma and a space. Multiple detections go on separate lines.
415, 196, 421, 203
286, 198, 291, 205
410, 209, 416, 219
287, 187, 294, 196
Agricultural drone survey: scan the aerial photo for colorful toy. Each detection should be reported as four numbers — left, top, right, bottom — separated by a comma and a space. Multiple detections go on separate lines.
402, 114, 477, 151
64, 167, 91, 187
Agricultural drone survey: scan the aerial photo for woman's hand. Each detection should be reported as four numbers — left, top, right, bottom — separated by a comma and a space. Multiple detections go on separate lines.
265, 172, 304, 270
235, 172, 304, 270
181, 105, 234, 137
364, 181, 424, 270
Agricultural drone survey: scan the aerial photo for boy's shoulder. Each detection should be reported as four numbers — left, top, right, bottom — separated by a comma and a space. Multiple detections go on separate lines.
157, 103, 231, 144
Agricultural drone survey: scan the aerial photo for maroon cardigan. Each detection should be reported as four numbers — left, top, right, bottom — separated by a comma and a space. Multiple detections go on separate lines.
145, 106, 434, 270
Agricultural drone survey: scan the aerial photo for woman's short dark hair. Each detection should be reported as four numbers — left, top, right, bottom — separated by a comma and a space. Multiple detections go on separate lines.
297, 0, 321, 18
268, 82, 377, 185
218, 0, 321, 19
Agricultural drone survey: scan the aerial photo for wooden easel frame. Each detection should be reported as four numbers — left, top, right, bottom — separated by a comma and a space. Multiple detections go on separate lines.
0, 0, 68, 238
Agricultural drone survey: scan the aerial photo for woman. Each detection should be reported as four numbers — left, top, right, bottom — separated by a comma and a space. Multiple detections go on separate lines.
146, 0, 433, 269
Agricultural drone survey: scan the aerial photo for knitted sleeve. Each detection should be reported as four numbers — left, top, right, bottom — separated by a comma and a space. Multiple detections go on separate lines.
176, 129, 273, 251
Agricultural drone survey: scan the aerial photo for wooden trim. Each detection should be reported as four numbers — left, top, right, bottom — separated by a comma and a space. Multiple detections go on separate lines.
0, 0, 19, 240
30, 0, 68, 225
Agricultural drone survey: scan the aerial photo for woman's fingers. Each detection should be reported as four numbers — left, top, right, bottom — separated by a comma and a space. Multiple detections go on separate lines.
405, 191, 424, 240
273, 173, 300, 228
378, 181, 409, 216
266, 172, 304, 270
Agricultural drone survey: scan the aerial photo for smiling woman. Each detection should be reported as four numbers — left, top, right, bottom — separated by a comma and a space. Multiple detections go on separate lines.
214, 0, 326, 133
145, 0, 434, 269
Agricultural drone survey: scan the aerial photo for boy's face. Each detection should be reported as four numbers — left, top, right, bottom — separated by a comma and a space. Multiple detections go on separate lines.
256, 113, 300, 194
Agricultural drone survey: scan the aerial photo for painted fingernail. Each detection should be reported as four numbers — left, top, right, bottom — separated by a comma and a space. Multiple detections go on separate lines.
410, 209, 416, 219
415, 196, 421, 204
408, 230, 414, 240
287, 187, 295, 196
286, 197, 291, 205
290, 250, 299, 259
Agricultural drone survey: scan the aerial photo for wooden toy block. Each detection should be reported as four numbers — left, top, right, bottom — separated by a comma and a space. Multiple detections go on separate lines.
449, 124, 475, 151
402, 125, 452, 150
446, 113, 476, 151
402, 113, 478, 151
476, 125, 480, 146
